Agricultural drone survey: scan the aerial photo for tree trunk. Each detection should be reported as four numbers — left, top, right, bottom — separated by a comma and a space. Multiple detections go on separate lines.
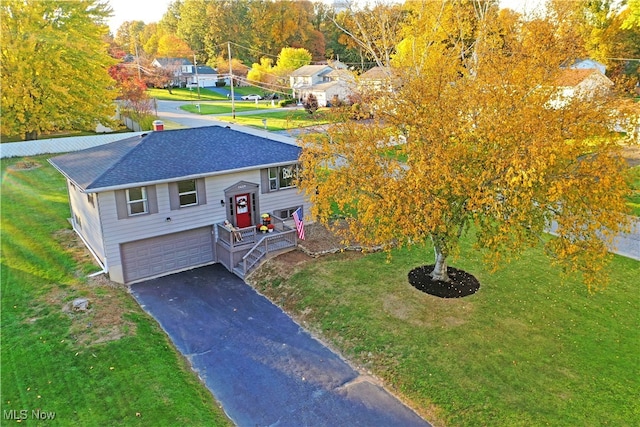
24, 130, 38, 141
430, 236, 450, 282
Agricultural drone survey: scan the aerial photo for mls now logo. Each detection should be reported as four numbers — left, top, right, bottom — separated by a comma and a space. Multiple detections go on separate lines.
3, 410, 28, 420
4, 409, 56, 420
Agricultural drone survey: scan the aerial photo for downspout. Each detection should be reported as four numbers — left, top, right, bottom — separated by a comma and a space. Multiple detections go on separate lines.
73, 227, 107, 277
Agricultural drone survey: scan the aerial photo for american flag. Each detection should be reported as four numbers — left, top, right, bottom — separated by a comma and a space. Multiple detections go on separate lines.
293, 207, 305, 240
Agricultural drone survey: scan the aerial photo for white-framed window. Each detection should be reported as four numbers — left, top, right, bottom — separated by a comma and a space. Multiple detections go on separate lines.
126, 187, 148, 216
178, 179, 198, 207
269, 168, 278, 190
87, 193, 94, 207
268, 164, 299, 191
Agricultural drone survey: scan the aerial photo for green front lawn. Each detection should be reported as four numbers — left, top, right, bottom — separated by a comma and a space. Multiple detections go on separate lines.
252, 231, 640, 426
0, 156, 232, 426
147, 87, 228, 101
180, 102, 276, 115
147, 86, 272, 101
215, 109, 332, 131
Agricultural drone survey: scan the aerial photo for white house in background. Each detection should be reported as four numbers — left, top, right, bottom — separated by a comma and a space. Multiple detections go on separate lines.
153, 58, 224, 88
48, 126, 311, 284
290, 65, 333, 96
290, 64, 356, 106
359, 66, 401, 92
152, 57, 195, 87
187, 65, 219, 88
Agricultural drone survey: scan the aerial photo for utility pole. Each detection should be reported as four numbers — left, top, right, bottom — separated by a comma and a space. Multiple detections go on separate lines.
228, 41, 235, 119
193, 53, 201, 99
134, 41, 142, 80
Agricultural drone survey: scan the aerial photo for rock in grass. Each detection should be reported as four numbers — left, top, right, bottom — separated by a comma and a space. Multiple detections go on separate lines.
72, 298, 90, 311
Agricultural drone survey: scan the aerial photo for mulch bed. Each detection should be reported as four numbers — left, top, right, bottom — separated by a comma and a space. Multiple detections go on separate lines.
284, 223, 482, 299
408, 265, 480, 298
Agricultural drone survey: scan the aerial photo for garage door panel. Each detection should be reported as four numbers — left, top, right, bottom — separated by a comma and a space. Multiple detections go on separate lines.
149, 246, 163, 256
121, 227, 214, 283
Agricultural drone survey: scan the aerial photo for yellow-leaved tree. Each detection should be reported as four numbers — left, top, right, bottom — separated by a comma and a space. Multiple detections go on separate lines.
1, 0, 117, 140
299, 0, 637, 290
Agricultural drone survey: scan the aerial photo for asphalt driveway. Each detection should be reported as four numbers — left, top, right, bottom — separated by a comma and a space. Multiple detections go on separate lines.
130, 264, 430, 427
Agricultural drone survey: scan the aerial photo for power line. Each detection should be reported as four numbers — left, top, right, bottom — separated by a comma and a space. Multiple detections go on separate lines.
233, 76, 292, 95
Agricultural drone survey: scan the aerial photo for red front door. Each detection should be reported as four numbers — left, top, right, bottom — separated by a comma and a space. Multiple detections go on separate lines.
235, 194, 251, 228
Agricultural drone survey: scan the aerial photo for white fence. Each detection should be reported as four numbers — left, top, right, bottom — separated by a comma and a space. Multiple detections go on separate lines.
0, 132, 146, 158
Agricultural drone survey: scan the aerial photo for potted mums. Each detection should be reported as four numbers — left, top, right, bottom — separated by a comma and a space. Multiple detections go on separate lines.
259, 213, 273, 233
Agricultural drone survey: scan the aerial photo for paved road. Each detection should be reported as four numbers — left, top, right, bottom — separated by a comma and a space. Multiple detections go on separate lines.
547, 219, 639, 261
156, 100, 228, 128
611, 219, 640, 260
156, 100, 300, 130
131, 264, 430, 427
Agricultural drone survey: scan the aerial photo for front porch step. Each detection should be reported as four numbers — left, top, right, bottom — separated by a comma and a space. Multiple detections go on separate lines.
231, 239, 297, 279
233, 266, 245, 279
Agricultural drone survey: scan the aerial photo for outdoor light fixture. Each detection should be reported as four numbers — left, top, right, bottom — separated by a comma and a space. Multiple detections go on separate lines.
220, 199, 225, 206
165, 217, 172, 222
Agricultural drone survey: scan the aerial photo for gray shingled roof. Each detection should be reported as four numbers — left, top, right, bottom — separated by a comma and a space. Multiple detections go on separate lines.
360, 66, 393, 80
154, 57, 193, 67
49, 126, 301, 192
196, 65, 217, 75
290, 65, 332, 77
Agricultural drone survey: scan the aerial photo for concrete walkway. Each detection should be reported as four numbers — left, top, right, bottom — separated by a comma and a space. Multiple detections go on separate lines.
131, 264, 430, 427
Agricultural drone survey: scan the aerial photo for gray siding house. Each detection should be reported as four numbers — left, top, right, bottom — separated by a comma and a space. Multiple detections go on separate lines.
49, 126, 310, 284
152, 57, 195, 87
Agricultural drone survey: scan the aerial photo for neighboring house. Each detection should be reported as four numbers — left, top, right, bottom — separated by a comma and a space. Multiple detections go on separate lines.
152, 57, 194, 87
290, 64, 356, 106
549, 68, 614, 108
290, 65, 333, 91
359, 66, 400, 92
306, 81, 352, 107
189, 65, 219, 88
48, 126, 310, 284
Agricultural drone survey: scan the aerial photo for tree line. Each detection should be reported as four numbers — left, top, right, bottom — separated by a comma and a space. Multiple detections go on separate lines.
114, 0, 639, 88
114, 0, 385, 70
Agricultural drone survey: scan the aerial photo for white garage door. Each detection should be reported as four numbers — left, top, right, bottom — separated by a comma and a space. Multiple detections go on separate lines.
121, 227, 214, 283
